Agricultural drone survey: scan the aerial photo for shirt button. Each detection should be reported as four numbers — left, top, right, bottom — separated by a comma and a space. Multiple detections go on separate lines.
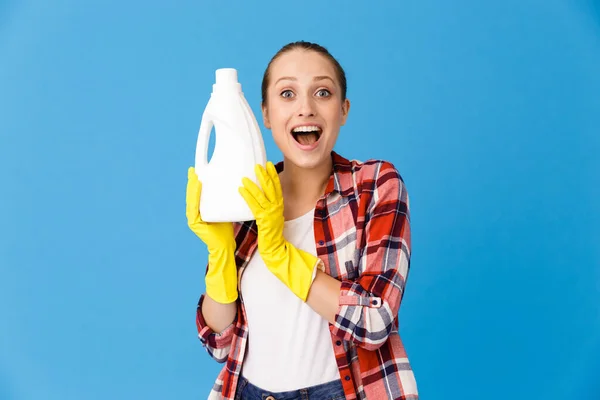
266, 397, 275, 400
336, 340, 342, 346
345, 375, 351, 381
319, 240, 324, 245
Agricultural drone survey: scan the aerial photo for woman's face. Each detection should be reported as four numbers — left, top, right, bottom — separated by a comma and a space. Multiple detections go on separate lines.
262, 49, 350, 170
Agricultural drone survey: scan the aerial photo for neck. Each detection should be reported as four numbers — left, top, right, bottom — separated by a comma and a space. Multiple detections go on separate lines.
279, 155, 333, 219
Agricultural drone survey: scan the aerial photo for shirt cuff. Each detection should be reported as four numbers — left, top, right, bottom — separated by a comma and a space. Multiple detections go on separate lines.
338, 280, 383, 308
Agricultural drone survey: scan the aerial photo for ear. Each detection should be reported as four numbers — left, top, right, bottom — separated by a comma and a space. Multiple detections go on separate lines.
261, 103, 271, 129
340, 98, 350, 126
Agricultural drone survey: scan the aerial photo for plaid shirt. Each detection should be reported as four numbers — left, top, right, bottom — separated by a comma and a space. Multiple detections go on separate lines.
196, 151, 418, 399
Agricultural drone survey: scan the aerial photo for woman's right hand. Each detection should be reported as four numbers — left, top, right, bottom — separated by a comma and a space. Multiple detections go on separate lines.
186, 167, 235, 252
186, 167, 238, 304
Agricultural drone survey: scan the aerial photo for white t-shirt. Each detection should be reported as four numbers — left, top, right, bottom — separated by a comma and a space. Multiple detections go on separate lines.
239, 208, 340, 392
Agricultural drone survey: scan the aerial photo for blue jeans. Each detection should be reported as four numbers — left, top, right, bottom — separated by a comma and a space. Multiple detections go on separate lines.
234, 375, 346, 400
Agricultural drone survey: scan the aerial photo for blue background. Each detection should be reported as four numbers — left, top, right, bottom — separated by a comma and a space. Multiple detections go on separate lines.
1, 1, 599, 399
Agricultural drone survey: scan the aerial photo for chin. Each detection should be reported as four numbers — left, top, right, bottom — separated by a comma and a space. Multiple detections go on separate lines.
285, 145, 333, 170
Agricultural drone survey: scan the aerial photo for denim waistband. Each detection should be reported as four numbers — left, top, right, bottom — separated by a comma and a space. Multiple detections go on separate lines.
235, 375, 346, 400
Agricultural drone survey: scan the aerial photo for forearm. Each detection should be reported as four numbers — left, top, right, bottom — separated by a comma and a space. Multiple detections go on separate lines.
306, 269, 342, 324
307, 268, 403, 351
201, 293, 237, 333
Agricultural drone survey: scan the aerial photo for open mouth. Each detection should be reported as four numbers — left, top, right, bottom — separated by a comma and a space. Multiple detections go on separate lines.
291, 125, 322, 146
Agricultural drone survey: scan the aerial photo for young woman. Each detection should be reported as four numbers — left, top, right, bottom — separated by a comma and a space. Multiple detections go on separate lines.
186, 41, 418, 400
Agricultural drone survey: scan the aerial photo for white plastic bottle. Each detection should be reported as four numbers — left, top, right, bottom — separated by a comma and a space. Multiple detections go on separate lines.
194, 68, 267, 223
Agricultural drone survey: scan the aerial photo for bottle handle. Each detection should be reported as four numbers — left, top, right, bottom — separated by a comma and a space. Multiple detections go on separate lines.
194, 113, 213, 178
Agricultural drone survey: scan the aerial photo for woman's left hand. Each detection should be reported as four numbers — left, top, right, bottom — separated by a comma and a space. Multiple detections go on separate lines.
238, 162, 321, 301
239, 162, 286, 259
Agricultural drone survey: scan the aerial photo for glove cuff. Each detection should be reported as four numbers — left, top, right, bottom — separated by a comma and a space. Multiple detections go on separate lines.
205, 246, 239, 304
284, 243, 324, 302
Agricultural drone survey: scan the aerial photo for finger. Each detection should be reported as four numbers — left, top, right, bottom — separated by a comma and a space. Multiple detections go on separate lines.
254, 164, 275, 204
241, 177, 269, 210
186, 167, 201, 221
266, 161, 283, 201
238, 185, 262, 217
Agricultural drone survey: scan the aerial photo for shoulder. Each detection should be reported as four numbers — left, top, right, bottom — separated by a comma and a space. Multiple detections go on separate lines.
337, 155, 409, 216
345, 156, 407, 193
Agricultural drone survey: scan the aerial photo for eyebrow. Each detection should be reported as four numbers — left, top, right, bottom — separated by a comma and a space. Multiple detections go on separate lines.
275, 76, 335, 85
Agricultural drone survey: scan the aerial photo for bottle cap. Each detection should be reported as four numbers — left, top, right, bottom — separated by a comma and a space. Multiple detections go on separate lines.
213, 68, 241, 93
216, 68, 238, 84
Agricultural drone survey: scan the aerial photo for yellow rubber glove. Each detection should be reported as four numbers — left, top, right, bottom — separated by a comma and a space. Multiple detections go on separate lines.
238, 162, 323, 302
186, 167, 238, 304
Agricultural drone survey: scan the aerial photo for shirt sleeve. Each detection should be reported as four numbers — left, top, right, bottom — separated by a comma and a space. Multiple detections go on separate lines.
196, 292, 237, 363
331, 161, 412, 351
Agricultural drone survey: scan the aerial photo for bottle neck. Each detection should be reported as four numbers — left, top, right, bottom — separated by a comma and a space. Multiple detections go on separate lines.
212, 83, 242, 94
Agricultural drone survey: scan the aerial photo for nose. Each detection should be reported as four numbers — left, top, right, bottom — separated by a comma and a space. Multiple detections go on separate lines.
297, 95, 316, 117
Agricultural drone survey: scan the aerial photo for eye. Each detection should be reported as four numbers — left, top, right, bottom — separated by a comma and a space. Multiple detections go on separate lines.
316, 89, 331, 97
280, 90, 294, 98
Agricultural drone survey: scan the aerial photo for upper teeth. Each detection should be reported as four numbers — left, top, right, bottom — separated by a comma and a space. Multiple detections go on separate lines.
292, 126, 321, 133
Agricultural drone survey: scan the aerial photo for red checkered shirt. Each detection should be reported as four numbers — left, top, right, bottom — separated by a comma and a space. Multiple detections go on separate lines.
196, 151, 418, 399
